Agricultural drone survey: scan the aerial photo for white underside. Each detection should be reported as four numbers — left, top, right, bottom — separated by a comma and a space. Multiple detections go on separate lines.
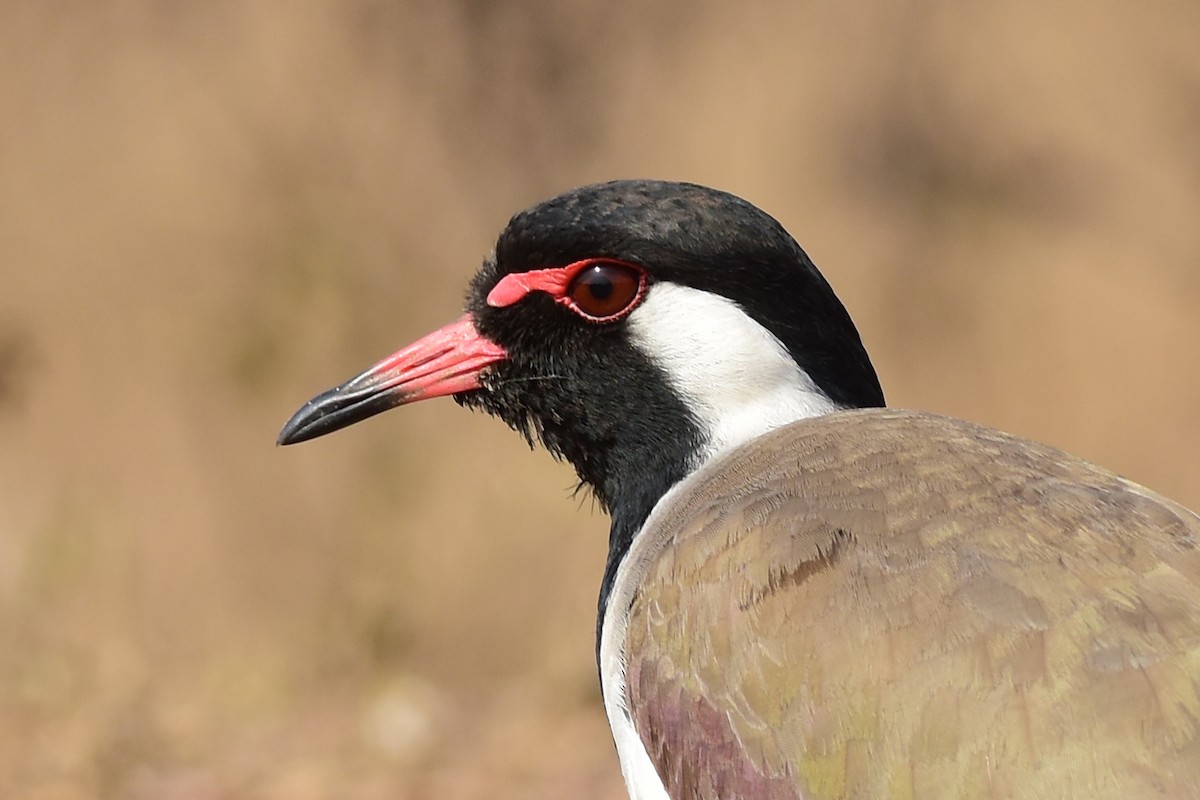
600, 282, 841, 799
600, 473, 693, 800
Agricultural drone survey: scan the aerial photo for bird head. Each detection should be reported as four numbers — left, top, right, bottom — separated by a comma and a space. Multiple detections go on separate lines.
279, 180, 883, 528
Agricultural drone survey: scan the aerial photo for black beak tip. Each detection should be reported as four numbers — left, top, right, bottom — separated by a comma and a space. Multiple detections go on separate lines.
276, 380, 408, 447
277, 385, 354, 446
276, 402, 324, 446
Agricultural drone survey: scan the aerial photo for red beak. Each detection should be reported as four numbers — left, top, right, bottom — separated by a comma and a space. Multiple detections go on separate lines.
277, 314, 507, 445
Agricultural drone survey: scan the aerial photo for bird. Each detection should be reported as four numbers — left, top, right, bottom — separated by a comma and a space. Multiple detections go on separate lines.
278, 180, 1200, 799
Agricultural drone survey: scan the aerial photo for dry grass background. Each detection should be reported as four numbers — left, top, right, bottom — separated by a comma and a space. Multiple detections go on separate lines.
1, 1, 1198, 798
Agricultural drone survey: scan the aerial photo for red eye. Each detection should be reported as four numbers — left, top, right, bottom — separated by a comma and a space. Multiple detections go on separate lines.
567, 262, 646, 321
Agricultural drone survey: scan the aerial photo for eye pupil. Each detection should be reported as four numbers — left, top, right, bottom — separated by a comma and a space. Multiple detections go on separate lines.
587, 276, 614, 300
568, 262, 644, 321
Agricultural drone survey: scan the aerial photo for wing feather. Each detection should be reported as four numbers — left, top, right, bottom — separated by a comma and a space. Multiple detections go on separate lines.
622, 409, 1200, 799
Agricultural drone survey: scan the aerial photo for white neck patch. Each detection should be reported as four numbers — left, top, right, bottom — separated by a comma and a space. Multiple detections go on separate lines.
626, 281, 840, 465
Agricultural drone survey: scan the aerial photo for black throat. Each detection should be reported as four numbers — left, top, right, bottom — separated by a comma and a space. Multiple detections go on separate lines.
455, 315, 707, 655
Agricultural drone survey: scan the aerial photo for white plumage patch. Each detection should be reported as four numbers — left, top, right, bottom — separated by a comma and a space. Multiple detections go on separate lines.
601, 668, 673, 800
601, 473, 693, 800
627, 281, 839, 462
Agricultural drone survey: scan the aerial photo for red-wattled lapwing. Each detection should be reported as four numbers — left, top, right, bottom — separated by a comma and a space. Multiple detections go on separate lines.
279, 180, 1200, 799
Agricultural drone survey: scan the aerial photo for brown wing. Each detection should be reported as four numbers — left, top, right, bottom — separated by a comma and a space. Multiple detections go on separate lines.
622, 409, 1200, 800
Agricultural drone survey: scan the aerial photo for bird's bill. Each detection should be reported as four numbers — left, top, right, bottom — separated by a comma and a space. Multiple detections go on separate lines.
277, 313, 507, 445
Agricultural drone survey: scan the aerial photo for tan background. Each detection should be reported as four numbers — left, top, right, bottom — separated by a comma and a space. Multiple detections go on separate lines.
1, 2, 1198, 798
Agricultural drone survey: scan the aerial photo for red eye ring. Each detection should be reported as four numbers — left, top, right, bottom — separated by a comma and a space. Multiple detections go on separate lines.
562, 259, 648, 322
485, 258, 649, 323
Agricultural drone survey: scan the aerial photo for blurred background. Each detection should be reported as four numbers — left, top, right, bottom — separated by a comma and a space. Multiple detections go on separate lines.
1, 1, 1198, 798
